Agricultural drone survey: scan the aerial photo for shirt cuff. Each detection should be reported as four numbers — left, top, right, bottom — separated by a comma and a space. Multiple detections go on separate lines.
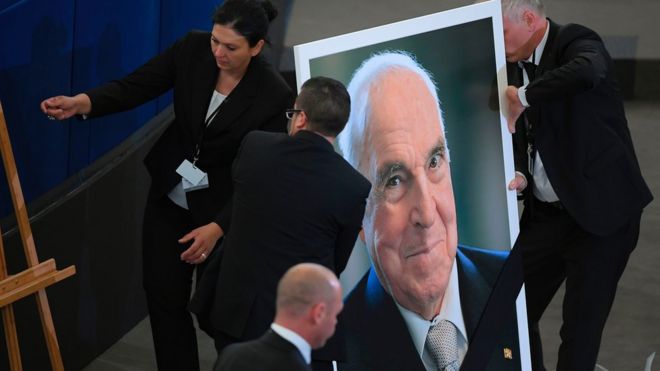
515, 170, 528, 196
517, 86, 530, 107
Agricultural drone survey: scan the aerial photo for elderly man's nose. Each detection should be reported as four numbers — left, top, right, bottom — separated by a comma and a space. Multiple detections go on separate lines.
411, 179, 436, 228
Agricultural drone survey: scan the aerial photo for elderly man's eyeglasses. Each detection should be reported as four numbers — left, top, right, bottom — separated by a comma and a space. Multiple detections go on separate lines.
285, 109, 303, 120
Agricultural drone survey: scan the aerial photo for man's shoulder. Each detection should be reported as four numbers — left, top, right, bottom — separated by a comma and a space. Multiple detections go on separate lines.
292, 132, 371, 196
218, 332, 302, 370
457, 244, 509, 283
327, 155, 371, 197
244, 130, 287, 147
458, 244, 508, 261
216, 340, 260, 370
342, 269, 396, 321
550, 20, 602, 47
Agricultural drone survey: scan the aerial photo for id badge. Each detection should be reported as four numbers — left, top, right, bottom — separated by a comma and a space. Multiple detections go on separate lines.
176, 160, 210, 192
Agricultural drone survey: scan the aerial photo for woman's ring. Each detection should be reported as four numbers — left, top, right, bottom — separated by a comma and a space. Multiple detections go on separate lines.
201, 253, 207, 259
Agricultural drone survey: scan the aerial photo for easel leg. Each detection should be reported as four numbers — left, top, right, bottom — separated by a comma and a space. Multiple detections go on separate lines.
1, 233, 23, 371
1, 305, 23, 371
36, 290, 64, 371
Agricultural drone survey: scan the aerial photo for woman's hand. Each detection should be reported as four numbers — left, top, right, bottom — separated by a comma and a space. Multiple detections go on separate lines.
40, 94, 92, 120
179, 222, 224, 264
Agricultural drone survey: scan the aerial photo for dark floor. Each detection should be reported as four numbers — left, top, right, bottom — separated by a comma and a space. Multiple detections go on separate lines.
84, 1, 660, 370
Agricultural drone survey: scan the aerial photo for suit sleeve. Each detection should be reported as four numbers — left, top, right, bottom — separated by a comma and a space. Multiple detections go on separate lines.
213, 69, 292, 232
525, 26, 609, 104
213, 132, 253, 232
334, 179, 370, 274
84, 33, 191, 117
333, 213, 362, 274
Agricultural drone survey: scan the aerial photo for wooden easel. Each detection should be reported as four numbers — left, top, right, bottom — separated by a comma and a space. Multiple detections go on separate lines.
0, 100, 76, 370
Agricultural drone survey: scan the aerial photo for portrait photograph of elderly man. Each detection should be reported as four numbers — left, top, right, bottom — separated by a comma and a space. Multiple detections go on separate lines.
298, 4, 528, 370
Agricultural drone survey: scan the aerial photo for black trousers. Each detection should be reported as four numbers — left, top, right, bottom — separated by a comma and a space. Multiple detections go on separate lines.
142, 195, 207, 371
517, 197, 641, 371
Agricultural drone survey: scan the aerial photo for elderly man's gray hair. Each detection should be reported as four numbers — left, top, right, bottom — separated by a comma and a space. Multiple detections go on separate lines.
337, 51, 447, 173
500, 0, 545, 20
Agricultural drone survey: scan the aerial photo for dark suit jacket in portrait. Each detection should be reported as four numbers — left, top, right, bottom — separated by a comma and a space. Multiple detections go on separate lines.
84, 30, 294, 229
192, 130, 371, 341
314, 245, 521, 371
508, 20, 652, 236
215, 329, 312, 371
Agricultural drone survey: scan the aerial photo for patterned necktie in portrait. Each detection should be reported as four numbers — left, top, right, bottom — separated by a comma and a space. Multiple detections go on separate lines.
425, 319, 460, 371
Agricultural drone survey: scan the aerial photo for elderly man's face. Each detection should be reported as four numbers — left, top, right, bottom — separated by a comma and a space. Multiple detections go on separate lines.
361, 69, 457, 319
502, 10, 541, 63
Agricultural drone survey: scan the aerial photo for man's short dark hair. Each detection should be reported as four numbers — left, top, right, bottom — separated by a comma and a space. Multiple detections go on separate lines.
297, 77, 351, 137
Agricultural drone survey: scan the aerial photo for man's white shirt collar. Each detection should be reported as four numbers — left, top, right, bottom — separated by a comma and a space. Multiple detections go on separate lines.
396, 259, 468, 361
520, 20, 550, 69
271, 323, 312, 364
533, 20, 550, 65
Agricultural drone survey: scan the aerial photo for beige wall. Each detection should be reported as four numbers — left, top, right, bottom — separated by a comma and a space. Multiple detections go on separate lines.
285, 0, 660, 59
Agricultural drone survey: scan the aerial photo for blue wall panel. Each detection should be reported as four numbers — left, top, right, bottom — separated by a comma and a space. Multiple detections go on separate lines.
70, 0, 161, 169
157, 0, 220, 111
0, 0, 74, 216
0, 0, 224, 218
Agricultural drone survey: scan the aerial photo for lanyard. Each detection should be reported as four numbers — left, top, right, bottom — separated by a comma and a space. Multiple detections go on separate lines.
192, 96, 229, 167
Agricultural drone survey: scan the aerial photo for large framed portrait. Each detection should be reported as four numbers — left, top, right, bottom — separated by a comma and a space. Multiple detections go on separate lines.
294, 0, 531, 369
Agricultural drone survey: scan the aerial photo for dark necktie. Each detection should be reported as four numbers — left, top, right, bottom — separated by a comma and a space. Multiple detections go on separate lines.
521, 61, 537, 81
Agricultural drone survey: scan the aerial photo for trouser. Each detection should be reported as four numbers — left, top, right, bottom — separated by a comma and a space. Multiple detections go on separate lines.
517, 197, 641, 371
142, 195, 206, 371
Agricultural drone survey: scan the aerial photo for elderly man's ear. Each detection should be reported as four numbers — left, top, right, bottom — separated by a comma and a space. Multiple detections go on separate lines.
522, 8, 541, 29
359, 228, 365, 243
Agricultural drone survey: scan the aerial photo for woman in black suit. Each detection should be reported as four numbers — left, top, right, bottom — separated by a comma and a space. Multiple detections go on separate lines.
40, 1, 293, 369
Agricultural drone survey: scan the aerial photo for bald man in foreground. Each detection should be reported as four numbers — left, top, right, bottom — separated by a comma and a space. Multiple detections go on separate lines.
215, 263, 343, 371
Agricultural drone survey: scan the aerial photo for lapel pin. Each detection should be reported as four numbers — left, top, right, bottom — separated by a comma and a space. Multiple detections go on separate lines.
503, 348, 513, 360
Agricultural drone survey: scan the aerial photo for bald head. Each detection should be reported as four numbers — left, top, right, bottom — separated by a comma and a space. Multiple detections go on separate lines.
275, 263, 343, 349
276, 263, 340, 317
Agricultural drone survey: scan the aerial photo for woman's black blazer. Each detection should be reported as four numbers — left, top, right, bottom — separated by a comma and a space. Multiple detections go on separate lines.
85, 30, 294, 230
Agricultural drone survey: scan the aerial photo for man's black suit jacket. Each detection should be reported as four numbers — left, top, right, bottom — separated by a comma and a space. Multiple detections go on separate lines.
314, 245, 521, 371
508, 20, 652, 236
195, 130, 370, 340
215, 330, 311, 371
84, 31, 294, 228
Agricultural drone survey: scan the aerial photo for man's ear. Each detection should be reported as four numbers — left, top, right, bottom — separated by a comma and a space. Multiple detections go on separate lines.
359, 228, 366, 243
522, 9, 537, 29
294, 111, 308, 132
311, 302, 326, 325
